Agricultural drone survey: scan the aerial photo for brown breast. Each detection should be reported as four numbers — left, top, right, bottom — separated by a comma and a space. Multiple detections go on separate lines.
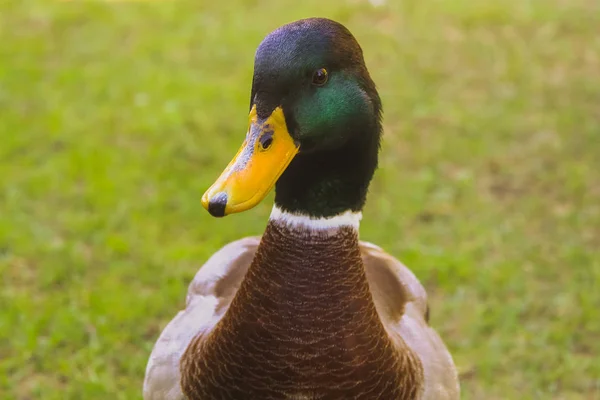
181, 222, 422, 399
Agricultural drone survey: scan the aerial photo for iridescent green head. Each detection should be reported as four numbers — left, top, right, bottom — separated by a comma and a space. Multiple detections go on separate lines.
203, 18, 382, 218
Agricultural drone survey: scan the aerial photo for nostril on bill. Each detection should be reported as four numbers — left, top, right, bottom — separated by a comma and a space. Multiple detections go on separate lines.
207, 192, 228, 217
259, 129, 274, 150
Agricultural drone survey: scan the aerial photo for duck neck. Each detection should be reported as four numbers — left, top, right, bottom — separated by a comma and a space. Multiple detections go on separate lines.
238, 206, 370, 318
273, 124, 380, 218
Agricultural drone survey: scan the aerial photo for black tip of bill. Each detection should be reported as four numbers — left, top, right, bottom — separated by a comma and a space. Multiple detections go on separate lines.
207, 192, 228, 217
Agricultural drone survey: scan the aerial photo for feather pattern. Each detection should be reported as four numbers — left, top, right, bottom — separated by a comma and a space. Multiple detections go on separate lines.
144, 226, 459, 399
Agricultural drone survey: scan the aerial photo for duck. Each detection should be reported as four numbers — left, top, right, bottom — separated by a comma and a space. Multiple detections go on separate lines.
143, 17, 460, 400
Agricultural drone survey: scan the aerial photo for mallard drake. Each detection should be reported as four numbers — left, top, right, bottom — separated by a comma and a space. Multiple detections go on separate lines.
144, 18, 459, 400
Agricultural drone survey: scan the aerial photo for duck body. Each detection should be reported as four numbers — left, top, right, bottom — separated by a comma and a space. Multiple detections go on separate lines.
144, 212, 459, 400
144, 17, 459, 399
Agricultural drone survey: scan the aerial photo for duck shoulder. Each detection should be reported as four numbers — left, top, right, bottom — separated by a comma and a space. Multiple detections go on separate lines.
143, 237, 459, 400
143, 236, 260, 400
361, 242, 460, 400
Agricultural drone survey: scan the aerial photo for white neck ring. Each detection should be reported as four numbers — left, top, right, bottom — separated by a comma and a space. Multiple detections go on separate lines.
269, 205, 362, 231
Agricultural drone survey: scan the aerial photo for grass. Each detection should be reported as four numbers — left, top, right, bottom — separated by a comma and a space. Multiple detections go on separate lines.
1, 0, 599, 398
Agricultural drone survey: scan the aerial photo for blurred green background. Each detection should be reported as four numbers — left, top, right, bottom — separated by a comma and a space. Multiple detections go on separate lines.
1, 0, 599, 399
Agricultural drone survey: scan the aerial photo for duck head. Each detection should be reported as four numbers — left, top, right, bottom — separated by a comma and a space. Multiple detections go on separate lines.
202, 18, 382, 218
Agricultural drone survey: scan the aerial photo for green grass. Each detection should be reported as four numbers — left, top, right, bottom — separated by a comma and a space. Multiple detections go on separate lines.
1, 0, 599, 398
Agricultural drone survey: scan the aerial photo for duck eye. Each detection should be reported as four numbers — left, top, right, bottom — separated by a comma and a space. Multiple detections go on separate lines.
312, 68, 328, 86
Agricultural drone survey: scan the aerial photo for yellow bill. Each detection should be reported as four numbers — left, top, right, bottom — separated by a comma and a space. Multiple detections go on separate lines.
201, 106, 299, 217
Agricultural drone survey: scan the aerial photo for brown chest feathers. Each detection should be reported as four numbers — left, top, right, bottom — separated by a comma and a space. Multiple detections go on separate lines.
181, 222, 422, 399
